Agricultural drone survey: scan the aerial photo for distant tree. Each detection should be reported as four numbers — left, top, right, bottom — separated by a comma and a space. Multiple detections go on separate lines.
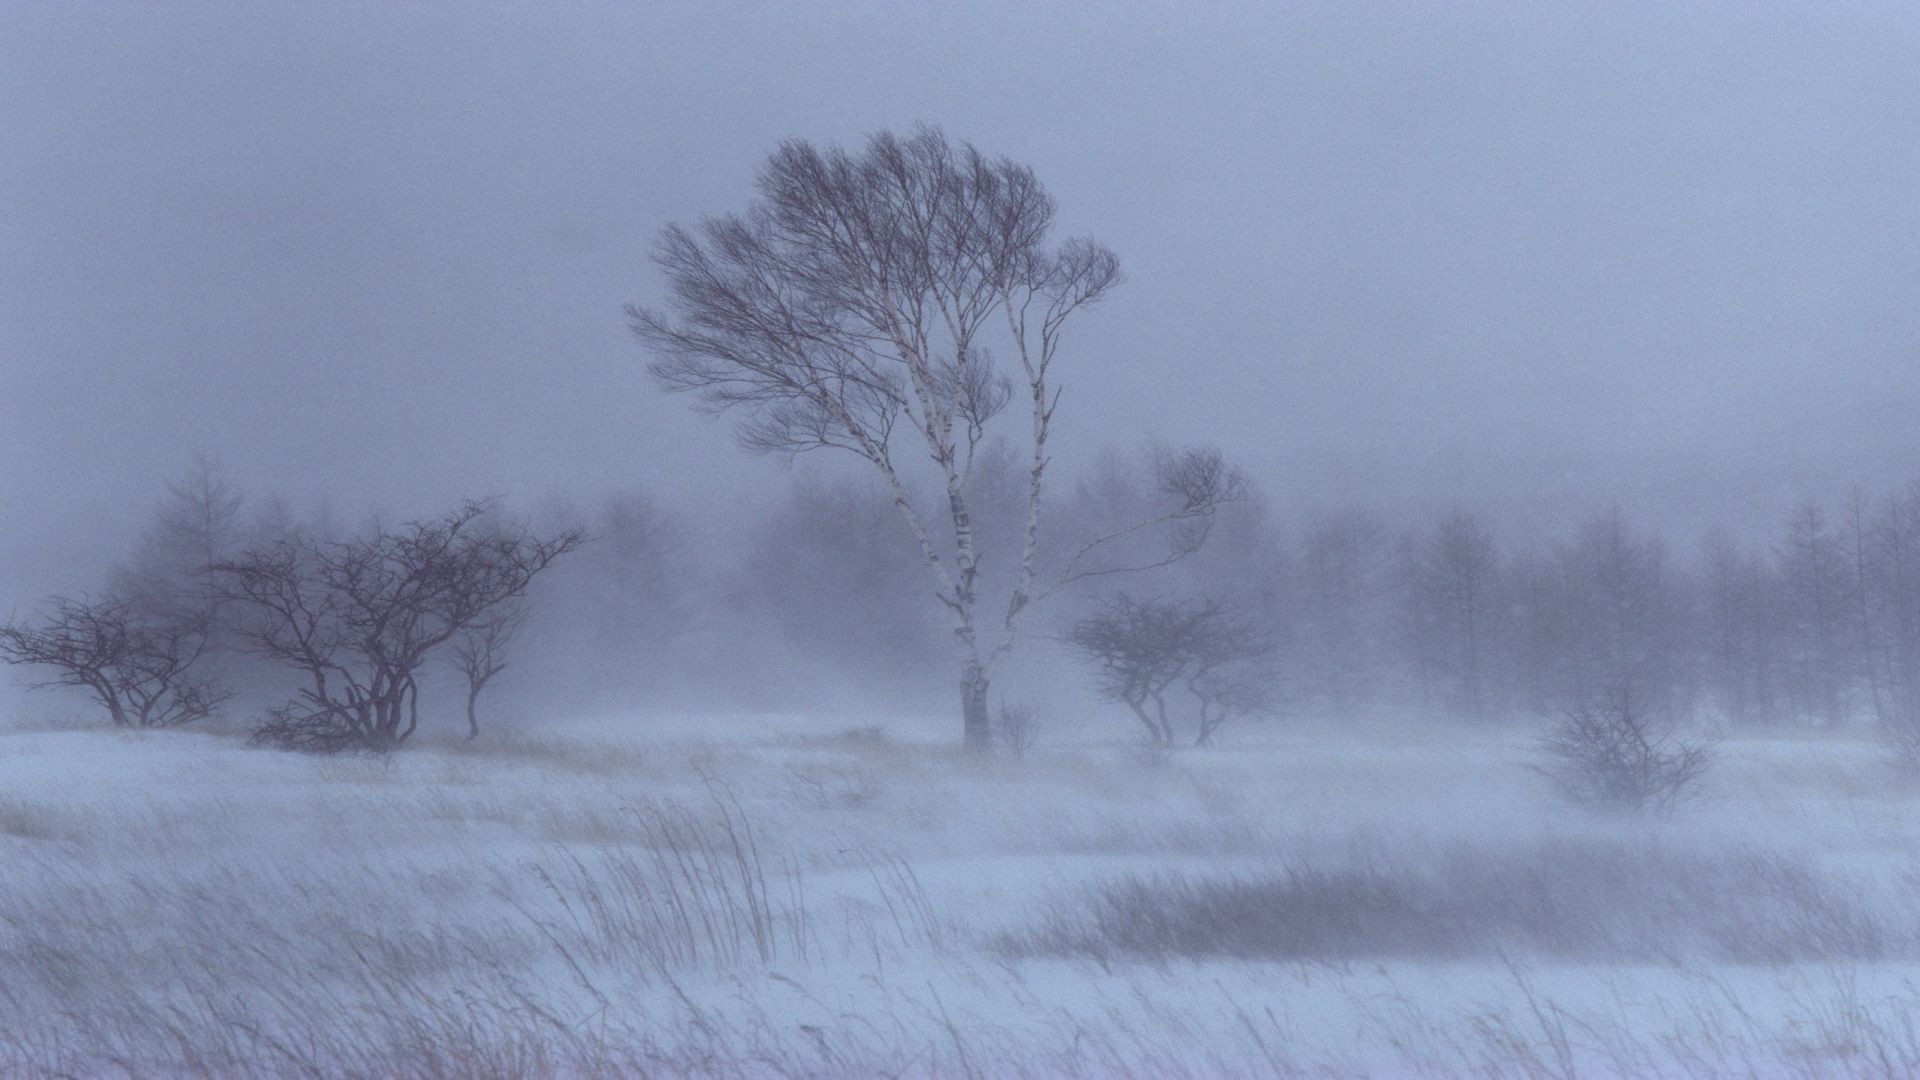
1699, 530, 1788, 726
1778, 501, 1851, 727
1842, 488, 1886, 722
520, 488, 693, 709
993, 699, 1042, 758
1401, 510, 1501, 720
1296, 510, 1393, 718
632, 126, 1239, 749
1867, 482, 1920, 764
1051, 447, 1280, 603
1529, 509, 1691, 719
112, 455, 245, 618
739, 473, 951, 691
108, 457, 249, 694
1066, 593, 1277, 747
0, 594, 226, 728
213, 502, 581, 752
1536, 683, 1712, 815
449, 604, 524, 740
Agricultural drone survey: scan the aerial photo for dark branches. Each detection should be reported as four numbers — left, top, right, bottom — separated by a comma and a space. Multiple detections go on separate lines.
0, 595, 226, 728
214, 501, 581, 752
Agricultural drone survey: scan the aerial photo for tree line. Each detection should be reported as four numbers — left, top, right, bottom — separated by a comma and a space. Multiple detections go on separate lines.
9, 452, 1920, 752
6, 126, 1917, 756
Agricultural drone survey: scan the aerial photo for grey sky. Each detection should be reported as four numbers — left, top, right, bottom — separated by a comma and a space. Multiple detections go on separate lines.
4, 2, 1918, 599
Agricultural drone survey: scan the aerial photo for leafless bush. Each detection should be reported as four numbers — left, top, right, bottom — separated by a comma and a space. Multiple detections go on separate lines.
1066, 593, 1277, 746
782, 763, 880, 810
215, 501, 580, 753
1536, 686, 1711, 814
246, 703, 376, 755
0, 595, 226, 728
994, 700, 1041, 758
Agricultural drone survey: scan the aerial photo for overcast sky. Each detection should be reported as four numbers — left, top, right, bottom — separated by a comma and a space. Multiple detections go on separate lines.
4, 1, 1918, 601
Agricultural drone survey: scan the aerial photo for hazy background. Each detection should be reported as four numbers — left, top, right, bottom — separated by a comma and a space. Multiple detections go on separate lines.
4, 2, 1917, 694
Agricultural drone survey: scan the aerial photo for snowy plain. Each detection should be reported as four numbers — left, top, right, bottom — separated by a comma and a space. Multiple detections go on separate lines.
5, 709, 1920, 1077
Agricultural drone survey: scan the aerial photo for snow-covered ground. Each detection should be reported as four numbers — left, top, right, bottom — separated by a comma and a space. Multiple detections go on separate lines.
5, 711, 1920, 1077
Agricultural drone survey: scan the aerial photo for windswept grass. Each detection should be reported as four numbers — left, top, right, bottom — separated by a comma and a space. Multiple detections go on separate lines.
5, 721, 1920, 1076
1001, 837, 1901, 965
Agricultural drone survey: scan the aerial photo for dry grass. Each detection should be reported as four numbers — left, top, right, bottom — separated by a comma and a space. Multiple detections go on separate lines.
1002, 837, 1902, 966
430, 731, 660, 777
0, 795, 88, 843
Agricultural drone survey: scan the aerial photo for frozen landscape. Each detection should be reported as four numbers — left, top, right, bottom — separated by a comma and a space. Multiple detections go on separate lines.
7, 712, 1920, 1076
6, 3, 1919, 1077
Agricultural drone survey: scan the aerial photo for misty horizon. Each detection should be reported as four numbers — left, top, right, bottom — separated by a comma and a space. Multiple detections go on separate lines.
6, 2, 1917, 607
9, 7, 1920, 1077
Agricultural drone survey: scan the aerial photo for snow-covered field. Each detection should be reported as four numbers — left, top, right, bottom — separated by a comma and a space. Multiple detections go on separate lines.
6, 712, 1920, 1077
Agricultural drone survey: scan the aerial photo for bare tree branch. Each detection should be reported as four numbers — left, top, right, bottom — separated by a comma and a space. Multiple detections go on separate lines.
632, 126, 1129, 750
1065, 594, 1278, 748
0, 595, 227, 728
214, 501, 581, 753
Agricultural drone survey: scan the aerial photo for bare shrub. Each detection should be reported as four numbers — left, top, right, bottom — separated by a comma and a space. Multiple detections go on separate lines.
1536, 686, 1711, 814
0, 595, 226, 729
1066, 593, 1277, 747
783, 763, 880, 810
993, 700, 1041, 758
216, 501, 580, 753
247, 703, 374, 755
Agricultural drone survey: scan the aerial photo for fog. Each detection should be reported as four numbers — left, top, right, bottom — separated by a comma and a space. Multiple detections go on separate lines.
7, 3, 1918, 722
7, 3, 1917, 595
6, 4, 1920, 1075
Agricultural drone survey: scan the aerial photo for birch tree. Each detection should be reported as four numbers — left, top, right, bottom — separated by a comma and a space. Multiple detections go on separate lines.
631, 127, 1239, 748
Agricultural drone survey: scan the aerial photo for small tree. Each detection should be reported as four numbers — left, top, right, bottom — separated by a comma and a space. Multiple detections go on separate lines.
1536, 685, 1711, 815
214, 502, 580, 752
449, 604, 524, 740
1401, 510, 1500, 720
993, 700, 1042, 758
1066, 594, 1277, 747
113, 455, 245, 620
0, 595, 226, 728
632, 126, 1240, 749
